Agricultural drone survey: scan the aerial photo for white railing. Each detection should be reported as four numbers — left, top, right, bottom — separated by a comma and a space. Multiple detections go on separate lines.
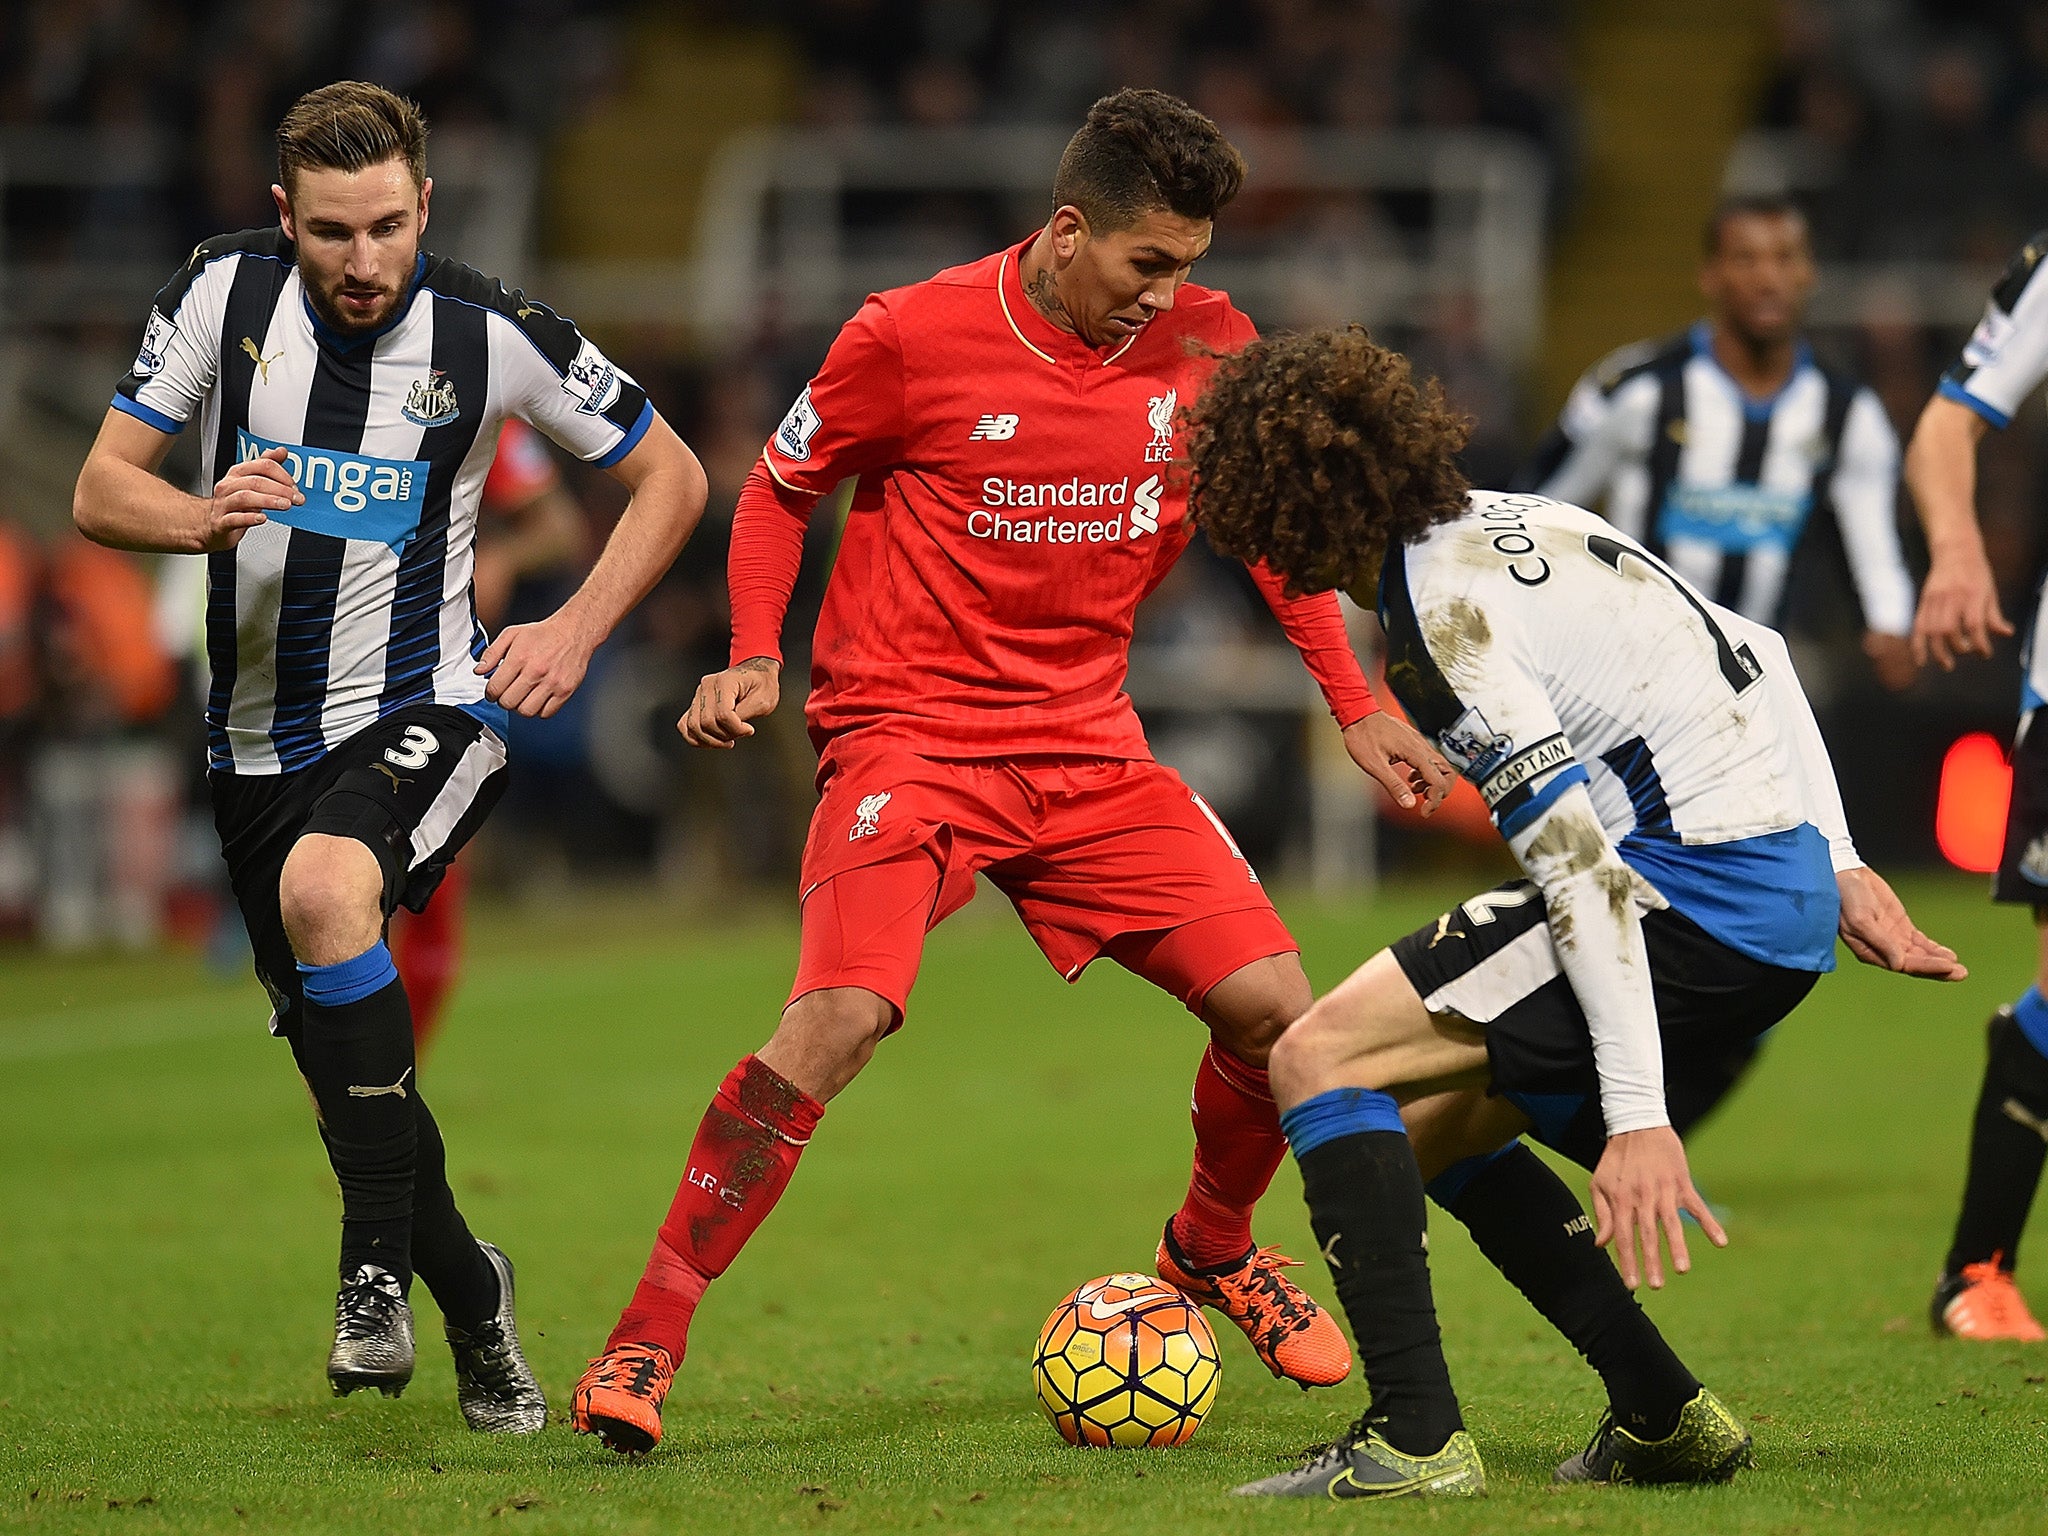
544, 126, 1550, 360
0, 127, 539, 329
1723, 129, 2003, 329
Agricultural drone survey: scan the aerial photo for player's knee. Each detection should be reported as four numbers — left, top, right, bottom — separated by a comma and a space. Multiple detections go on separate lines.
1201, 956, 1313, 1064
768, 987, 898, 1099
1269, 991, 1394, 1105
279, 834, 386, 967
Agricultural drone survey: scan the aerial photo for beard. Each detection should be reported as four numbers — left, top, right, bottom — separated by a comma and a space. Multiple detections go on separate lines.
301, 270, 407, 335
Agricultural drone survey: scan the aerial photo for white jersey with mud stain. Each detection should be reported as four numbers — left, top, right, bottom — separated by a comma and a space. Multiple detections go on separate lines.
1377, 490, 1856, 1133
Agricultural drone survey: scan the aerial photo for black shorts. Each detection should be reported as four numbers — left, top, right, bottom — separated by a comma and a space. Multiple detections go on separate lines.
211, 705, 507, 1039
1390, 879, 1820, 1170
1995, 710, 2048, 906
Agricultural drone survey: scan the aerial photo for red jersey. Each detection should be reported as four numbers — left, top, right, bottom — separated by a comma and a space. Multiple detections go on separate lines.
730, 237, 1377, 758
482, 417, 558, 512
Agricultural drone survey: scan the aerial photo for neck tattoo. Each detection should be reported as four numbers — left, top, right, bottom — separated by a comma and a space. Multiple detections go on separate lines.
1025, 267, 1076, 333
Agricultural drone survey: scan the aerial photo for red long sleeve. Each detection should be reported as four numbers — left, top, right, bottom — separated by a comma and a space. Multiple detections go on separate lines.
727, 457, 818, 667
1246, 563, 1380, 728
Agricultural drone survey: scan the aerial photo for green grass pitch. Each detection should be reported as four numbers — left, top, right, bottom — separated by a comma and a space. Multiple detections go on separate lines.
4, 873, 2046, 1533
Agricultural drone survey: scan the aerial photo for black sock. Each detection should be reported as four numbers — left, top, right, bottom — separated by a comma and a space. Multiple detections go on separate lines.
1946, 1006, 2048, 1275
1433, 1142, 1698, 1439
1296, 1128, 1464, 1456
407, 1085, 499, 1330
294, 944, 420, 1290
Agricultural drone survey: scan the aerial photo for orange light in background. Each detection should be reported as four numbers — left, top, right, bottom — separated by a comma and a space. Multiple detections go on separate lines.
1935, 731, 2013, 873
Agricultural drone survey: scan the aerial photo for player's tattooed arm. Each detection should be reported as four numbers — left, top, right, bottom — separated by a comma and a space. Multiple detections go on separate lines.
1342, 712, 1457, 814
680, 656, 781, 749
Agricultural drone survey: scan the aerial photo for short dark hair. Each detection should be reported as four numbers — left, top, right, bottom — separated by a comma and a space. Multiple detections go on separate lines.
277, 81, 428, 196
1184, 326, 1473, 596
1051, 89, 1246, 231
1703, 192, 1808, 256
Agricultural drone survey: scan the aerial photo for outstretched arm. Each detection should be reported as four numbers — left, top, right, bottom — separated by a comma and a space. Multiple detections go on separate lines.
678, 459, 821, 748
1245, 566, 1457, 812
1720, 608, 1965, 981
477, 414, 706, 718
1506, 783, 1723, 1290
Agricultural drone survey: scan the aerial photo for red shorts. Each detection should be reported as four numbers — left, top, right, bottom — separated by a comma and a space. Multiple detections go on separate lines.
790, 747, 1297, 1021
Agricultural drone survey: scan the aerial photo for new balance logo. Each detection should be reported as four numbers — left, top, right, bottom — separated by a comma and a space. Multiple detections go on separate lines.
348, 1068, 413, 1100
968, 413, 1019, 441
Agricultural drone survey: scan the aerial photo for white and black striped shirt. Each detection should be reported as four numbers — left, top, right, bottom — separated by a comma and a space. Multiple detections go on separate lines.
113, 227, 652, 774
1940, 230, 2048, 712
1516, 323, 1914, 638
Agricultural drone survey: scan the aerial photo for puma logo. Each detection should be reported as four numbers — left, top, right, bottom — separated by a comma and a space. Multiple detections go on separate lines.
1320, 1230, 1343, 1269
1428, 912, 1464, 949
517, 303, 540, 320
2003, 1097, 2048, 1143
348, 1068, 413, 1100
240, 336, 284, 383
370, 762, 411, 793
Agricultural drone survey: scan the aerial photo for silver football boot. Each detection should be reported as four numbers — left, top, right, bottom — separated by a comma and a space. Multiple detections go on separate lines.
445, 1241, 548, 1433
328, 1263, 416, 1397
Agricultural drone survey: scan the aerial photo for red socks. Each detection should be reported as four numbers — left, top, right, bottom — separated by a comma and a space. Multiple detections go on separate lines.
608, 1055, 824, 1358
1172, 1044, 1287, 1266
391, 863, 466, 1053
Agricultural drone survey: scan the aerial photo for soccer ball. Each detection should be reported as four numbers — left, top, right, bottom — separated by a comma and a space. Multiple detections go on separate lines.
1032, 1273, 1220, 1447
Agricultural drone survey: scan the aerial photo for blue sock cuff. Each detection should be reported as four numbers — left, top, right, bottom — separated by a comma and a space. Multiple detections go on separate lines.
299, 942, 399, 1007
1280, 1086, 1406, 1157
2014, 987, 2048, 1058
1425, 1139, 1523, 1208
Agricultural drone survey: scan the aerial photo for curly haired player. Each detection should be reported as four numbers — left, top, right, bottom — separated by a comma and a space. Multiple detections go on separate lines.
570, 94, 1457, 1455
1183, 327, 1961, 1499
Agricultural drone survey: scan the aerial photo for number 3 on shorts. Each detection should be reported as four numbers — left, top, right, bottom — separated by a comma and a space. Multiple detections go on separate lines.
384, 724, 440, 772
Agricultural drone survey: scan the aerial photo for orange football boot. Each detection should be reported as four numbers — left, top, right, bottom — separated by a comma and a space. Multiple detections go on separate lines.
1157, 1221, 1352, 1388
572, 1342, 676, 1453
1933, 1255, 2047, 1342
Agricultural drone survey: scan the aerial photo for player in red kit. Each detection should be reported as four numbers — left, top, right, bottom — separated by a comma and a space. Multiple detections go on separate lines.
572, 90, 1455, 1454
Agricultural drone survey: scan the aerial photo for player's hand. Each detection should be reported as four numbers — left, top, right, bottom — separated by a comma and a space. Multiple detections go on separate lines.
1862, 630, 1919, 693
474, 608, 599, 719
1912, 548, 2013, 671
201, 445, 301, 551
680, 657, 781, 748
1590, 1124, 1725, 1290
1836, 864, 1967, 981
1343, 711, 1457, 814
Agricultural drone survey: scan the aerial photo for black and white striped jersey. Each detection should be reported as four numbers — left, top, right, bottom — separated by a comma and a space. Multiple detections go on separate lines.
1941, 230, 2048, 712
112, 227, 652, 775
1515, 323, 1914, 638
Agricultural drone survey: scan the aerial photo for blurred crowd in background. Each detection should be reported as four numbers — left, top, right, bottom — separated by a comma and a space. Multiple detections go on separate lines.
2, 0, 2047, 952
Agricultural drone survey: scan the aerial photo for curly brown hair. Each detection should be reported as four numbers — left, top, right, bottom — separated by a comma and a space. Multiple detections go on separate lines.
1182, 326, 1473, 596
